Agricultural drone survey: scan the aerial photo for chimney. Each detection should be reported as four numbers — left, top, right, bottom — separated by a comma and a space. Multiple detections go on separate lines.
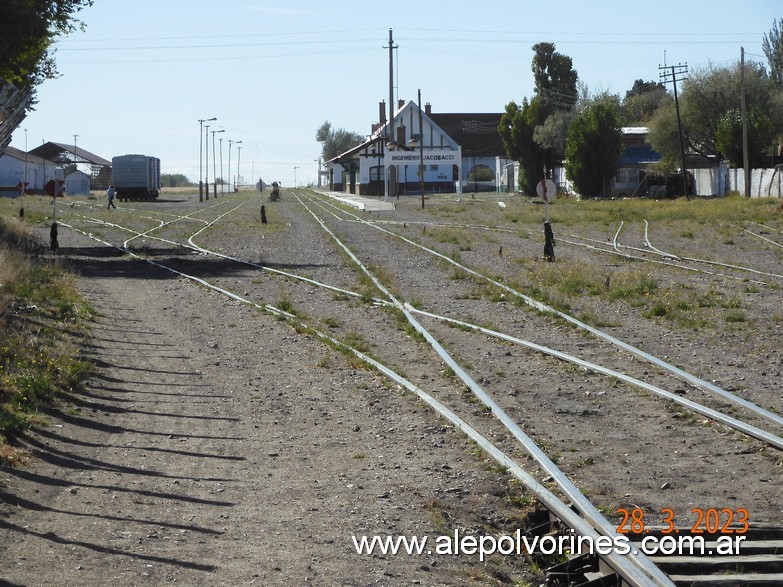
397, 125, 406, 146
425, 102, 431, 115
379, 101, 386, 125
398, 99, 405, 110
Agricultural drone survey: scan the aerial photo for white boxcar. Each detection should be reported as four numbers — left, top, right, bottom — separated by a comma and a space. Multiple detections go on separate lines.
112, 154, 160, 200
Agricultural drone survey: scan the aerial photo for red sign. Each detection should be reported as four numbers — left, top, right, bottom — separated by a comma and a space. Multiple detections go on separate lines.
45, 179, 65, 197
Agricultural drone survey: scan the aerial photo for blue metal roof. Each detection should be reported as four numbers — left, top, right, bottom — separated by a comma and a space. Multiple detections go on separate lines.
618, 144, 661, 166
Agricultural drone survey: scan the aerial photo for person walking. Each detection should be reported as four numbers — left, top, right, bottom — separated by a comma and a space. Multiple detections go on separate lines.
106, 185, 117, 209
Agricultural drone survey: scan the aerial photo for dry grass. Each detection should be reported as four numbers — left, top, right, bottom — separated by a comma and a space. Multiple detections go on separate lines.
0, 217, 95, 465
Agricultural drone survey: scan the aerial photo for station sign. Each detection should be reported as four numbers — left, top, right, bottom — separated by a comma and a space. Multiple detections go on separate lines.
385, 149, 460, 165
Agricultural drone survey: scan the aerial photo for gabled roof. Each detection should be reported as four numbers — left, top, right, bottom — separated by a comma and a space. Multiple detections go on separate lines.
428, 112, 503, 157
29, 141, 111, 166
373, 100, 459, 150
0, 145, 56, 165
326, 135, 382, 165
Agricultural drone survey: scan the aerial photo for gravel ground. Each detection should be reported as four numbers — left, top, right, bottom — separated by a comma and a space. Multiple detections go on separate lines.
1, 189, 781, 586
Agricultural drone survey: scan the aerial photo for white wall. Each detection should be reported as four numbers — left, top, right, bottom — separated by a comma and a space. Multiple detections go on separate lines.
692, 166, 783, 197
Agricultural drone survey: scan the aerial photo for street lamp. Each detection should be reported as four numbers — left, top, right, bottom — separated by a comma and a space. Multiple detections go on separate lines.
293, 166, 299, 187
204, 121, 217, 200
236, 145, 242, 190
219, 137, 224, 197
198, 117, 216, 201
211, 128, 225, 198
314, 158, 322, 188
228, 140, 242, 193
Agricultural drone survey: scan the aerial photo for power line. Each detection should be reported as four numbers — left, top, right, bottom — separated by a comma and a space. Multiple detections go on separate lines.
660, 63, 689, 197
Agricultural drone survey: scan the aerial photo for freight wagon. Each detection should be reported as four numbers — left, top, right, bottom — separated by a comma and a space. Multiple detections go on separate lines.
112, 154, 161, 201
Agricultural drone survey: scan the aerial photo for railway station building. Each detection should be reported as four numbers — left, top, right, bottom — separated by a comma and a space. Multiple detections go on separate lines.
326, 100, 513, 197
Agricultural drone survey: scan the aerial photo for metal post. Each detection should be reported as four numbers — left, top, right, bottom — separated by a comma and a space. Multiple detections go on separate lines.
219, 138, 224, 197
198, 117, 216, 201
236, 146, 242, 190
543, 166, 550, 223
199, 120, 203, 201
211, 129, 224, 198
205, 124, 211, 200
294, 166, 298, 187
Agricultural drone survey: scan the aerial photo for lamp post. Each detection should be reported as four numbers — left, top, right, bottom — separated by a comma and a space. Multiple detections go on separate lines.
204, 123, 212, 200
198, 117, 216, 201
228, 140, 241, 193
314, 158, 322, 188
219, 137, 224, 197
293, 166, 299, 187
236, 145, 242, 190
211, 128, 224, 198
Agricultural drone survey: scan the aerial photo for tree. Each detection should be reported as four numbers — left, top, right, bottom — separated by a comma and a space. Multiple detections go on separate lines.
763, 18, 783, 88
316, 121, 365, 162
621, 80, 670, 125
499, 42, 578, 195
161, 173, 195, 188
716, 107, 774, 168
499, 97, 557, 195
564, 97, 624, 197
531, 42, 579, 110
0, 0, 93, 94
648, 61, 783, 168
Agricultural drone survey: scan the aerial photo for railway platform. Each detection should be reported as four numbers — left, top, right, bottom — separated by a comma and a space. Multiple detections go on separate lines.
314, 189, 396, 212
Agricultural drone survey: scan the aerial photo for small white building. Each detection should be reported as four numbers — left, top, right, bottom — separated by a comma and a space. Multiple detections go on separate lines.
65, 170, 91, 195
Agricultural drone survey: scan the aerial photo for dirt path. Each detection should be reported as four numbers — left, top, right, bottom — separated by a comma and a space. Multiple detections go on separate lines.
0, 241, 537, 586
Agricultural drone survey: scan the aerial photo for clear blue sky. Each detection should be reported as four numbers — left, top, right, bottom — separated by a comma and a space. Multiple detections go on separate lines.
9, 0, 781, 186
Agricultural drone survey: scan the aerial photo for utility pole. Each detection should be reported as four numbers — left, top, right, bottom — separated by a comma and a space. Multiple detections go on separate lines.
741, 47, 750, 198
198, 117, 216, 201
205, 124, 211, 200
660, 63, 689, 198
418, 89, 424, 209
384, 29, 398, 202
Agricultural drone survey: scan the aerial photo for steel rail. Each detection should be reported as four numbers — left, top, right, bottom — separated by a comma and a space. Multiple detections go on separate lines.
612, 221, 783, 281
744, 228, 783, 250
407, 306, 783, 450
305, 191, 783, 430
79, 200, 782, 449
60, 216, 660, 586
67, 205, 387, 307
642, 220, 681, 260
294, 191, 675, 587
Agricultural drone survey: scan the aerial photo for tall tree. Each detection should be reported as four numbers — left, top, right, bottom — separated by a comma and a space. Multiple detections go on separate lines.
621, 80, 669, 125
0, 0, 93, 92
499, 97, 557, 196
316, 121, 365, 162
531, 42, 579, 110
564, 96, 624, 197
763, 18, 783, 88
499, 42, 578, 195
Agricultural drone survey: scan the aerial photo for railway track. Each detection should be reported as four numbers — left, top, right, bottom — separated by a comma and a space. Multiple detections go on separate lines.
38, 190, 782, 585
